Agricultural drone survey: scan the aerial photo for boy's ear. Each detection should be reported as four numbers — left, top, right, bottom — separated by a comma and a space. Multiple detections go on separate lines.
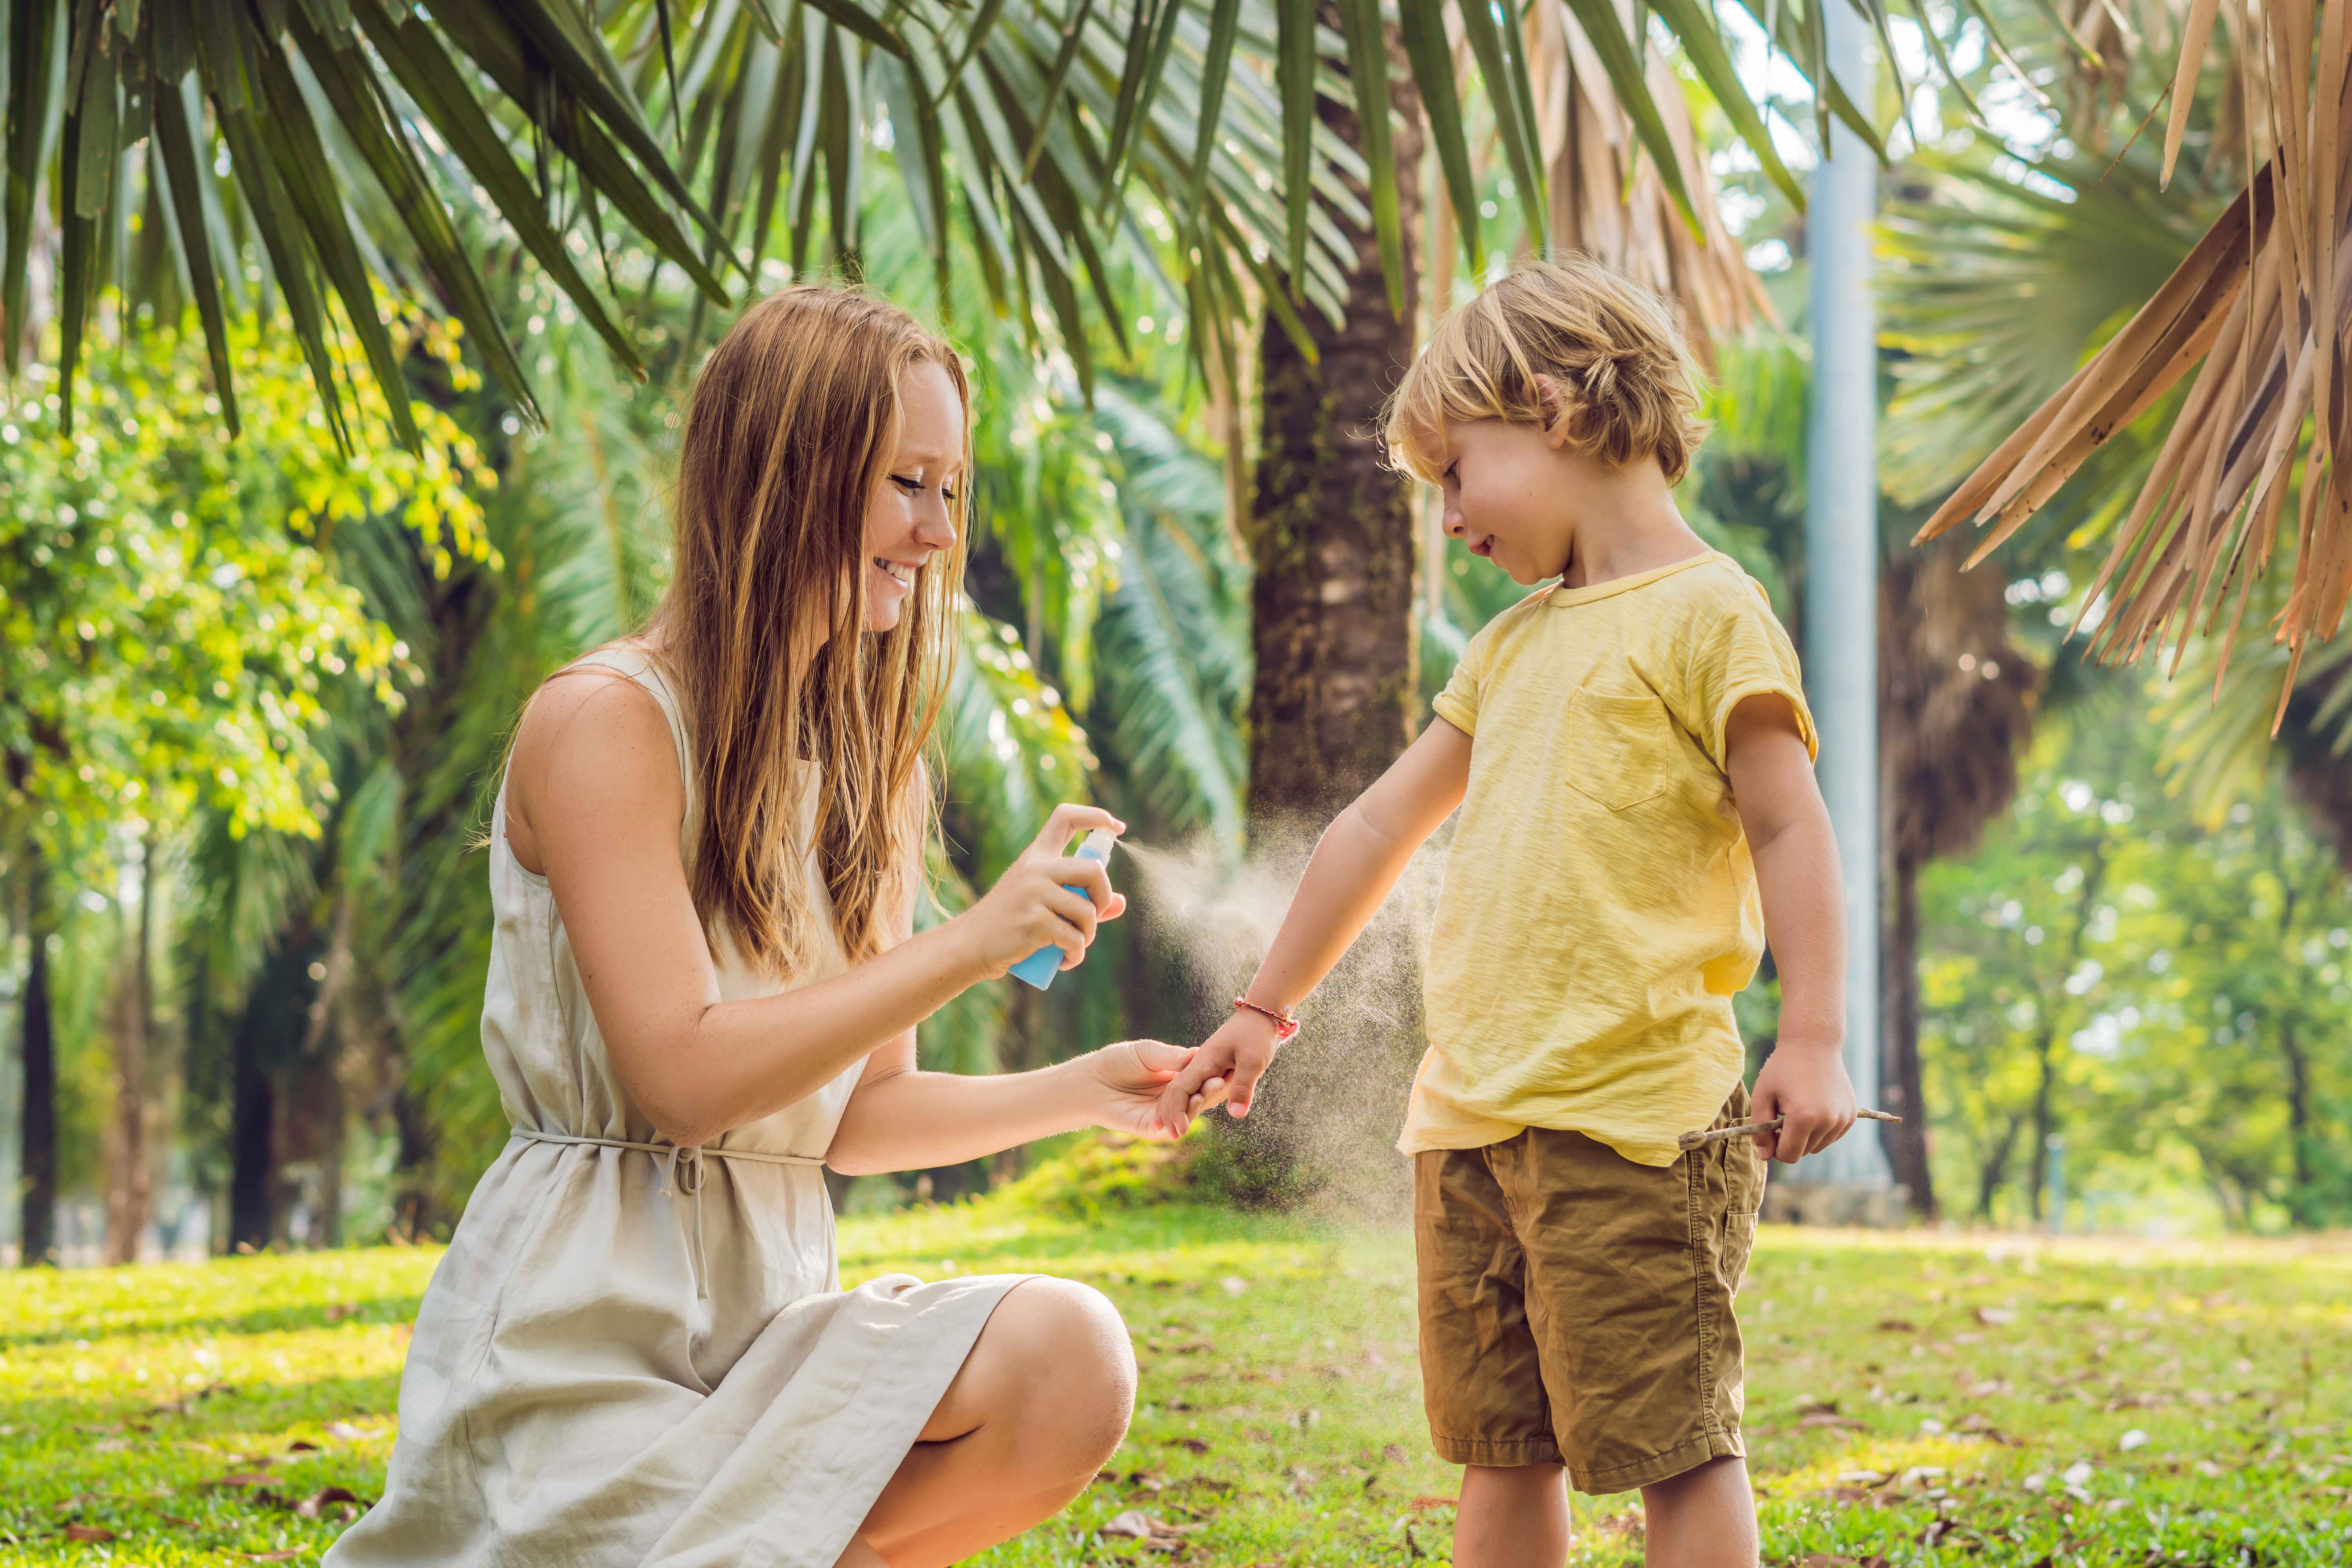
1534, 374, 1572, 449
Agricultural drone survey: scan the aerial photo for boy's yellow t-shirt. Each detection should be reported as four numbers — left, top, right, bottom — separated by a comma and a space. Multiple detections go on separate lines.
1403, 550, 1817, 1168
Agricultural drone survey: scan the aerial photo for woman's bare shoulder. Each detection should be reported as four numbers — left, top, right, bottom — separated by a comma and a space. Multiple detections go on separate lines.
506, 655, 683, 871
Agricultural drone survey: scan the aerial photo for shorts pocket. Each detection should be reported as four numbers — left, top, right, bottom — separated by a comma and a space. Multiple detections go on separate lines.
1565, 688, 1674, 811
1720, 1209, 1759, 1296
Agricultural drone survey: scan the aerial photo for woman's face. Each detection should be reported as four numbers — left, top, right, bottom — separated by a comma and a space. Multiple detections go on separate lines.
862, 358, 964, 634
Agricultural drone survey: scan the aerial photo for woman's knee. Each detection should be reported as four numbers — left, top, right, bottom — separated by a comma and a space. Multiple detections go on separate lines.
1000, 1278, 1135, 1474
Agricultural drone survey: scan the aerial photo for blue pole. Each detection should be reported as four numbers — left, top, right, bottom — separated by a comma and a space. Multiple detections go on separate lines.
1799, 0, 1889, 1190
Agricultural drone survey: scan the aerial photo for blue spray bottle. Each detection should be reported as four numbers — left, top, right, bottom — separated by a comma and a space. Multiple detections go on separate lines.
1006, 827, 1119, 991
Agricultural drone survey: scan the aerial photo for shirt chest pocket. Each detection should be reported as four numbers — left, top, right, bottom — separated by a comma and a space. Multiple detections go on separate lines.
1565, 687, 1676, 811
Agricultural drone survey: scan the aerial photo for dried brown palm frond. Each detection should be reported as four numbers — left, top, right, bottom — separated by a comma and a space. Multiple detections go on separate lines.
1523, 1, 1777, 353
1425, 1, 1773, 361
1915, 0, 2351, 733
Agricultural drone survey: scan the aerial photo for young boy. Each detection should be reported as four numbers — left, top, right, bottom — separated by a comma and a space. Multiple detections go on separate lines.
1154, 257, 1857, 1568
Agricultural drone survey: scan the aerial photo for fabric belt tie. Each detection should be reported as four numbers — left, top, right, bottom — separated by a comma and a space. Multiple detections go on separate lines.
509, 1127, 826, 1300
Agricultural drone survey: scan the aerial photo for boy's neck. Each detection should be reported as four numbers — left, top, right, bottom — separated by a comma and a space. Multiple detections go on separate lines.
1558, 488, 1711, 590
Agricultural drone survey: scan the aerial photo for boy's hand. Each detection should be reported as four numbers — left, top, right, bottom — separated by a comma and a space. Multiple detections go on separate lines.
1154, 1011, 1285, 1136
1748, 1041, 1856, 1163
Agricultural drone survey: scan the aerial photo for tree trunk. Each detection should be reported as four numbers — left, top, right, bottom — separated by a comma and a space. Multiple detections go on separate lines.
1974, 1113, 2020, 1221
1232, 15, 1424, 1204
1247, 10, 1423, 823
228, 924, 323, 1252
229, 1000, 277, 1252
2279, 1016, 2315, 1227
16, 854, 56, 1267
105, 829, 158, 1264
2026, 1025, 2057, 1223
1880, 853, 1936, 1217
390, 1081, 438, 1244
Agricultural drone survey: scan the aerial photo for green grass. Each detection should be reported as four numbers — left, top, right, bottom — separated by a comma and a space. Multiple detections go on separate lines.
3, 1192, 2348, 1565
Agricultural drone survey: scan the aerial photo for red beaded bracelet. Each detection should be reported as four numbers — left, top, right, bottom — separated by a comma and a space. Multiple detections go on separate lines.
1232, 996, 1300, 1042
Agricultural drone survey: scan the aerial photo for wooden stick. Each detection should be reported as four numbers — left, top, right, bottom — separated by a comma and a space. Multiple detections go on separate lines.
1677, 1108, 1902, 1152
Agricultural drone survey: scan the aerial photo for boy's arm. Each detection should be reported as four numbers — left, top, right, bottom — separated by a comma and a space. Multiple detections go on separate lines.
1152, 717, 1473, 1135
1724, 692, 1858, 1163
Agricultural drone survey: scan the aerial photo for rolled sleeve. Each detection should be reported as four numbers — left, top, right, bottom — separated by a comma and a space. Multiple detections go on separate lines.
1680, 589, 1816, 773
1433, 624, 1495, 737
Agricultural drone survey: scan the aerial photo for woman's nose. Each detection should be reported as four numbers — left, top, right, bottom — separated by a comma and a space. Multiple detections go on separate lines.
1443, 510, 1466, 539
914, 501, 957, 552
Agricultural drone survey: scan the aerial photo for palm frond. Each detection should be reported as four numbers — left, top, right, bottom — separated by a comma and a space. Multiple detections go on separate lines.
1916, 11, 2352, 710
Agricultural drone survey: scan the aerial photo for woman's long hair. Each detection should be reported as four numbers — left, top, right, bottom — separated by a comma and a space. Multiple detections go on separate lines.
645, 286, 967, 977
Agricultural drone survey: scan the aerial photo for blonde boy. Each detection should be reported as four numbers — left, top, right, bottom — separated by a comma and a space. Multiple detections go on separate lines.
1156, 257, 1858, 1568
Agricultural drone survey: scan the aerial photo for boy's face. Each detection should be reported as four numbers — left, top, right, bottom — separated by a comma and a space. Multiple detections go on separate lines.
1432, 417, 1584, 586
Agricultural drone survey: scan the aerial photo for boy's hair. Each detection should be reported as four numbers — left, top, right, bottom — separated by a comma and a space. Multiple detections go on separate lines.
1385, 255, 1709, 486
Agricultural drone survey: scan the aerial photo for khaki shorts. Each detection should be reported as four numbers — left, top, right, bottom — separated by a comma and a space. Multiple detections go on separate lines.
1412, 1085, 1764, 1494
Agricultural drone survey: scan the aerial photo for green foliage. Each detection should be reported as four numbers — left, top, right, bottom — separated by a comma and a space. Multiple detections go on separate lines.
6, 1206, 2350, 1564
1919, 682, 2352, 1230
995, 1129, 1219, 1217
0, 316, 487, 867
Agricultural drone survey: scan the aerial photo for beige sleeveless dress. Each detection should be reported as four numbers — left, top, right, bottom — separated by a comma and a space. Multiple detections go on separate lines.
325, 646, 1029, 1568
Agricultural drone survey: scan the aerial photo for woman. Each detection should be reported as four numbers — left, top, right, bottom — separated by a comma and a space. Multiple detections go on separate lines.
325, 287, 1188, 1568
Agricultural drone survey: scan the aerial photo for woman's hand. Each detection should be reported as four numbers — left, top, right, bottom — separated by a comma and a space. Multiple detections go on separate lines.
1074, 1041, 1199, 1140
952, 804, 1129, 980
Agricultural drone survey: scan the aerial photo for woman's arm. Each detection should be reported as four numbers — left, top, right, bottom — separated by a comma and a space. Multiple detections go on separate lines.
825, 1043, 1191, 1174
826, 813, 1188, 1173
511, 670, 1123, 1148
1152, 716, 1474, 1132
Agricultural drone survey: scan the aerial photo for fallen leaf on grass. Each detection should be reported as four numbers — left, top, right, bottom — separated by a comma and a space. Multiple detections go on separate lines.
287, 1440, 321, 1452
1098, 1510, 1196, 1543
1799, 1410, 1869, 1432
1954, 1412, 2022, 1445
1975, 1306, 2018, 1326
61, 1525, 118, 1542
158, 1516, 201, 1528
155, 1383, 237, 1415
295, 1487, 362, 1520
211, 1473, 280, 1489
1382, 1443, 1409, 1465
325, 1422, 368, 1441
1875, 1319, 1917, 1332
1167, 1437, 1210, 1455
1408, 1495, 1457, 1511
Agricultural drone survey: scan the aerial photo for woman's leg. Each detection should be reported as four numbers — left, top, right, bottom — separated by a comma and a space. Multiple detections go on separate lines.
834, 1277, 1136, 1568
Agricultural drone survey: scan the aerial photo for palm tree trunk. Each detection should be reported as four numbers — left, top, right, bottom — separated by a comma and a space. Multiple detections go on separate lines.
1247, 10, 1423, 822
1880, 852, 1936, 1217
1242, 12, 1421, 1194
1232, 16, 1423, 1196
16, 850, 56, 1267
